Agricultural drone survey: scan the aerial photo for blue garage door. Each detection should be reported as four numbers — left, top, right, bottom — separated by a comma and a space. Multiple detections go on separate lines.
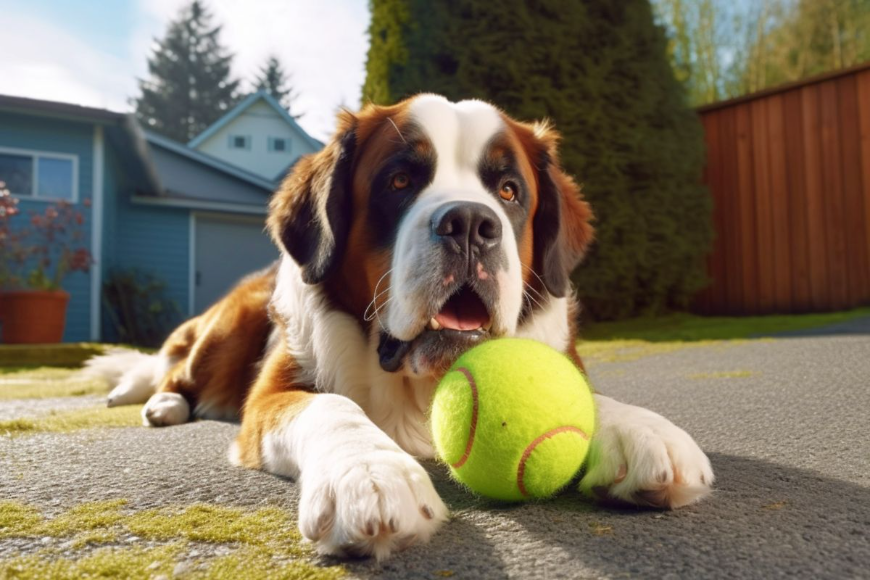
193, 213, 278, 313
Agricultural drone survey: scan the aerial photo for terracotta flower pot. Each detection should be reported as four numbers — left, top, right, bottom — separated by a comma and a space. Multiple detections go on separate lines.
0, 290, 70, 344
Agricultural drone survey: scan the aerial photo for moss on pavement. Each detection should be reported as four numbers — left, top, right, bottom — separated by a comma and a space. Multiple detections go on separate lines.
0, 405, 141, 437
0, 501, 345, 579
0, 367, 108, 400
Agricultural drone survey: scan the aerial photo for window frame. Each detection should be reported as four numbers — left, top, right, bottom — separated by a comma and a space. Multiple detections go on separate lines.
228, 134, 252, 151
0, 146, 79, 203
268, 137, 290, 153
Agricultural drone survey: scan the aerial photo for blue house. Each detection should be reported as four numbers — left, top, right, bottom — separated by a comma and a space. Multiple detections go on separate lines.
0, 92, 320, 343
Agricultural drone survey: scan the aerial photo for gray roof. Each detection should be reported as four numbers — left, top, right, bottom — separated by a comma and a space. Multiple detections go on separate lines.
0, 94, 162, 196
0, 93, 277, 209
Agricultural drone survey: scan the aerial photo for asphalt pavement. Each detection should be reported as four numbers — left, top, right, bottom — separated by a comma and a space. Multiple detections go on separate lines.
1, 317, 868, 579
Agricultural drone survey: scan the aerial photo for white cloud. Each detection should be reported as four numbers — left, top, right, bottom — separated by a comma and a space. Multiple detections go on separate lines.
1, 1, 370, 141
0, 12, 136, 112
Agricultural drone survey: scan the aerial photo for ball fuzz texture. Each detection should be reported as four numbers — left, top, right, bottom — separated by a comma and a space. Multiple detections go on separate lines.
430, 338, 596, 501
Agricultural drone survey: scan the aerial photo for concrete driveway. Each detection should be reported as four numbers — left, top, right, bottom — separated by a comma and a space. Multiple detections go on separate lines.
1, 318, 868, 579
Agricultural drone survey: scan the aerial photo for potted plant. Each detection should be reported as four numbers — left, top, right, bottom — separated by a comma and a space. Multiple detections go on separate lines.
0, 182, 92, 344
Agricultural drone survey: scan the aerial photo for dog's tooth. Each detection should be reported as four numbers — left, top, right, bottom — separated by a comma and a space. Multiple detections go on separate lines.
483, 320, 493, 332
429, 318, 441, 330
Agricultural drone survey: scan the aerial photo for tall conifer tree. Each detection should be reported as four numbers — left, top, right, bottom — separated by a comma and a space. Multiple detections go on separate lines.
364, 0, 712, 319
254, 56, 301, 118
135, 1, 239, 142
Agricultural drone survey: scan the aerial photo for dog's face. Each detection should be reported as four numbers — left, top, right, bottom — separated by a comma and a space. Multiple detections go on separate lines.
269, 95, 593, 377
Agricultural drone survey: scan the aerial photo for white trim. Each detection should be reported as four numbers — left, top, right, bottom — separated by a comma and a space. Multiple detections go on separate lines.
0, 145, 79, 202
90, 126, 104, 341
131, 194, 268, 215
188, 213, 196, 316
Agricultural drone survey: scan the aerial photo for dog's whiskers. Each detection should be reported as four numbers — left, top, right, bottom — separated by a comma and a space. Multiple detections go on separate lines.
364, 268, 395, 329
523, 290, 544, 310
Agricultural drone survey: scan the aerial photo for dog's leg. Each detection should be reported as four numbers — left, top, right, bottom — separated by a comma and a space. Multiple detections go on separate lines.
231, 348, 448, 561
579, 394, 714, 508
230, 348, 447, 559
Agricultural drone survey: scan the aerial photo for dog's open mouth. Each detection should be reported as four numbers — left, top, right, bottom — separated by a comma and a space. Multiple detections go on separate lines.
378, 284, 495, 374
427, 284, 492, 332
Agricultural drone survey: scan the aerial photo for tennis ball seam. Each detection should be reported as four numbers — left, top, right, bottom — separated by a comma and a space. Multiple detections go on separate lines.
516, 426, 590, 497
451, 367, 478, 469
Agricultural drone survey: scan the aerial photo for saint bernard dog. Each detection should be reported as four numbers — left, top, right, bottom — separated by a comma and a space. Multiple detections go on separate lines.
88, 94, 714, 561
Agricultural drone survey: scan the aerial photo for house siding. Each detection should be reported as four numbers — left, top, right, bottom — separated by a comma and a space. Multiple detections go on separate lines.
0, 111, 94, 342
195, 100, 317, 180
112, 191, 190, 323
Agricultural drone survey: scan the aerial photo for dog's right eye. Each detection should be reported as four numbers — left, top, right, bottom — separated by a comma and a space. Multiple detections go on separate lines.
499, 181, 518, 202
391, 173, 411, 190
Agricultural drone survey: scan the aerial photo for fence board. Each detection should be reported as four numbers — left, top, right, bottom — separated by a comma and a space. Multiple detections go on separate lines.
766, 94, 793, 310
735, 104, 759, 314
783, 90, 811, 311
858, 71, 870, 301
819, 80, 849, 310
750, 99, 776, 312
800, 84, 831, 311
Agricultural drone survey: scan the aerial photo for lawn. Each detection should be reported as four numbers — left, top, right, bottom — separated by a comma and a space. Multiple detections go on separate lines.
579, 306, 870, 342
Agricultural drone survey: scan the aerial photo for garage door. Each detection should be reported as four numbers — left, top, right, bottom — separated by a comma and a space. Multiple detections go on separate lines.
193, 214, 278, 314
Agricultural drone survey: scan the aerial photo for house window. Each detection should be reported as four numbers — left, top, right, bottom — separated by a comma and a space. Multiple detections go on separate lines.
0, 148, 77, 201
229, 135, 251, 150
268, 137, 289, 153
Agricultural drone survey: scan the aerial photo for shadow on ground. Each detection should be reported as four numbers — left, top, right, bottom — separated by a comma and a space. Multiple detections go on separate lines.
346, 453, 869, 579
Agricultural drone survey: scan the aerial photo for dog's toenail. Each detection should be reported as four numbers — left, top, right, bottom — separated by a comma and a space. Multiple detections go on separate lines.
615, 464, 627, 483
421, 505, 434, 520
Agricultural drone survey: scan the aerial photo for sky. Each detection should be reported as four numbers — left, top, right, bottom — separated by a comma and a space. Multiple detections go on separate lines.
0, 0, 370, 140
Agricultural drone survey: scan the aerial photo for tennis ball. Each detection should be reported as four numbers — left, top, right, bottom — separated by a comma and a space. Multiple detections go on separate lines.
430, 338, 596, 501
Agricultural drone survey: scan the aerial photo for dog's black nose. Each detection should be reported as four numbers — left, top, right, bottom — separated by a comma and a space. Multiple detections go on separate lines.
433, 202, 502, 255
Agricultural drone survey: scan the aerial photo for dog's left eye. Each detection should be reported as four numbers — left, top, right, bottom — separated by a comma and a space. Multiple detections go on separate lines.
499, 181, 518, 202
391, 173, 411, 190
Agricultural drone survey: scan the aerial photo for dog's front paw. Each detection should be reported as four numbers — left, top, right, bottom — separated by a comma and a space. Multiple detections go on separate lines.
299, 449, 448, 561
579, 395, 714, 509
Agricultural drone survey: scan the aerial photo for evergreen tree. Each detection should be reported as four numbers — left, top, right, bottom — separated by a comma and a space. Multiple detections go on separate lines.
364, 0, 712, 320
254, 56, 301, 118
134, 1, 240, 142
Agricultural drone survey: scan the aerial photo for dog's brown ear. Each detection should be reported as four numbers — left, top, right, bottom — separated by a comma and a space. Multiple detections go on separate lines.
531, 124, 595, 297
268, 111, 357, 284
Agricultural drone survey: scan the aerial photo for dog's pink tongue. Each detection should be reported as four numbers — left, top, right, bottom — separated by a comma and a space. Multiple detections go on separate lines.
435, 293, 490, 331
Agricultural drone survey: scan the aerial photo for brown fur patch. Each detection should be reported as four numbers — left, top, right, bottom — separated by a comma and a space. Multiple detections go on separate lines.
234, 346, 315, 469
324, 101, 421, 322
155, 266, 276, 417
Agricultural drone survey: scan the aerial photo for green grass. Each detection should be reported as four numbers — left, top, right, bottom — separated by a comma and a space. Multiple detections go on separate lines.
580, 307, 870, 342
0, 343, 107, 368
0, 501, 346, 580
0, 405, 142, 437
0, 367, 108, 400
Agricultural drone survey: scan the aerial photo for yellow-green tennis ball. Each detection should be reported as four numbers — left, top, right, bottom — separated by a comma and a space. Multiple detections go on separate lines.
430, 338, 596, 501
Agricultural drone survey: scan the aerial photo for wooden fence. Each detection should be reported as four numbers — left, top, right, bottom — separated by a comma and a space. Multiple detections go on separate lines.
694, 61, 870, 315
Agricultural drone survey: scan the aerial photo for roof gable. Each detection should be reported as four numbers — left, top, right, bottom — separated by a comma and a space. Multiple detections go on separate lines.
187, 90, 322, 151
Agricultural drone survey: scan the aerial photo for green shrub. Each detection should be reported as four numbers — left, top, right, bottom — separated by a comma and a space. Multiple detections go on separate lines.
102, 268, 181, 348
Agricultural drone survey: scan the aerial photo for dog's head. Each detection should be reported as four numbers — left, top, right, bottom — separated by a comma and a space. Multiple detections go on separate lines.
269, 94, 593, 377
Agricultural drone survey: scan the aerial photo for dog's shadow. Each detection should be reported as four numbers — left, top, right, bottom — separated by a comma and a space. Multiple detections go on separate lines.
346, 453, 870, 579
